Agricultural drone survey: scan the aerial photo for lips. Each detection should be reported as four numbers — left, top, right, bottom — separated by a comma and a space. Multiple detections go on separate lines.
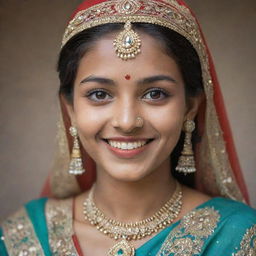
102, 138, 154, 158
107, 140, 148, 150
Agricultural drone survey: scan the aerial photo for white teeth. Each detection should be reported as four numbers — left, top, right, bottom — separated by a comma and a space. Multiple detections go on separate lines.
108, 140, 148, 150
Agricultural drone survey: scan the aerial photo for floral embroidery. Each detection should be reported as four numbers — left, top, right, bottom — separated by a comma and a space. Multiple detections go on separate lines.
46, 198, 78, 256
167, 237, 203, 256
233, 225, 256, 256
157, 207, 220, 256
2, 207, 44, 256
182, 208, 220, 237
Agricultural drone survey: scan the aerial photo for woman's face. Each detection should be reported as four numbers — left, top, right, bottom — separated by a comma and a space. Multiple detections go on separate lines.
67, 32, 198, 182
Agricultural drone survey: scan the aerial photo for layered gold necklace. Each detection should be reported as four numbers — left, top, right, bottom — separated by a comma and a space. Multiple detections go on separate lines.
83, 182, 182, 256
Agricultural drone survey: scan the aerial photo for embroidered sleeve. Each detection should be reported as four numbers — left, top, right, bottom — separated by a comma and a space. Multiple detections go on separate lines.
232, 225, 256, 256
2, 207, 44, 256
157, 207, 220, 256
46, 198, 78, 256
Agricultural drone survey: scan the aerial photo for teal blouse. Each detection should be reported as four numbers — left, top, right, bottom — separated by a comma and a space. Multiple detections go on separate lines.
1, 197, 256, 255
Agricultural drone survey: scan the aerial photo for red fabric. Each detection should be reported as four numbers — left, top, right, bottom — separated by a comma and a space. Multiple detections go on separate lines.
72, 235, 84, 256
190, 12, 249, 203
41, 0, 250, 204
70, 0, 106, 19
209, 55, 249, 203
41, 175, 52, 197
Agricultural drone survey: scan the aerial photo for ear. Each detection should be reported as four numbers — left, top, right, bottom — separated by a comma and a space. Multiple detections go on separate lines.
185, 93, 205, 120
62, 96, 76, 126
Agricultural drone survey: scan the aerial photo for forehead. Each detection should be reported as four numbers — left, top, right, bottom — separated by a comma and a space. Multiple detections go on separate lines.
75, 32, 182, 81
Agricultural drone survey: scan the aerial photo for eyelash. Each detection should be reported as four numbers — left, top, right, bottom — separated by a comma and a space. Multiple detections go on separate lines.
85, 87, 170, 102
85, 89, 113, 102
142, 87, 170, 100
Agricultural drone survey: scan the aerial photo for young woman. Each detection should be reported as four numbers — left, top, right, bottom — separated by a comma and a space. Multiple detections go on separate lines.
1, 0, 255, 255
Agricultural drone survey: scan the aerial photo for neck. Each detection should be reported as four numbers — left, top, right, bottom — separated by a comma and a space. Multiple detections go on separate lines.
93, 161, 177, 223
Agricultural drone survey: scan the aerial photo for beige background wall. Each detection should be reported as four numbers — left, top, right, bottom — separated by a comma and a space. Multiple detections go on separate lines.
0, 0, 255, 221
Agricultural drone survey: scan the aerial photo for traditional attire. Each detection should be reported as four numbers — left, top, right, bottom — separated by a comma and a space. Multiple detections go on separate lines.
1, 198, 256, 255
1, 0, 255, 255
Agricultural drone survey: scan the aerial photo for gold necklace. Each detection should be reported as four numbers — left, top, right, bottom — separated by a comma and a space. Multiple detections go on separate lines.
83, 182, 182, 256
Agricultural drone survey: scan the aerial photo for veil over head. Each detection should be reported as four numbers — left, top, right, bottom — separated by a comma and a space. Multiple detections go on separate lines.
41, 0, 249, 204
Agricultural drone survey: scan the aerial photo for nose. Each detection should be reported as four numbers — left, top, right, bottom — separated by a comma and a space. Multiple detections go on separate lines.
111, 98, 142, 133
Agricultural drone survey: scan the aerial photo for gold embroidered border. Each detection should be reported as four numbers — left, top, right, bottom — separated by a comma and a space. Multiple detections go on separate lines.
62, 0, 200, 48
233, 224, 256, 256
2, 207, 44, 256
156, 207, 220, 256
46, 198, 78, 255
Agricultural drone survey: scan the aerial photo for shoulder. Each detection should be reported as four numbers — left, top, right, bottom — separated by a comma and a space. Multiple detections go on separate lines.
0, 198, 49, 256
0, 197, 75, 256
1, 197, 49, 234
207, 197, 256, 224
200, 197, 256, 238
158, 197, 256, 256
201, 197, 256, 255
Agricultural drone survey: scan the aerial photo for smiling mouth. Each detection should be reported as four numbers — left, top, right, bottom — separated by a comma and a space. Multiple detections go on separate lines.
103, 139, 154, 150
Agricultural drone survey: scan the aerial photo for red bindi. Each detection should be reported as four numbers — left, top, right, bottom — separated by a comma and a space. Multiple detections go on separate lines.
125, 74, 131, 80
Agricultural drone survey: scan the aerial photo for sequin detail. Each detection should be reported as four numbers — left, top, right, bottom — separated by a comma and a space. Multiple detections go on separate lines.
46, 199, 78, 256
2, 207, 44, 256
157, 207, 220, 256
233, 225, 256, 256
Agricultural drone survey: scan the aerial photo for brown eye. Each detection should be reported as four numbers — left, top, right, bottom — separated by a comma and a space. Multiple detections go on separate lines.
149, 90, 161, 99
143, 88, 169, 101
95, 91, 107, 99
86, 89, 113, 102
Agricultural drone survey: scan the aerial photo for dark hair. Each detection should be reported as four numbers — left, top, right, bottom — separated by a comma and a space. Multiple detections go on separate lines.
57, 23, 204, 187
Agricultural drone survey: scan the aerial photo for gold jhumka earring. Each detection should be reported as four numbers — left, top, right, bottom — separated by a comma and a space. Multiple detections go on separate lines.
68, 126, 85, 175
176, 120, 196, 174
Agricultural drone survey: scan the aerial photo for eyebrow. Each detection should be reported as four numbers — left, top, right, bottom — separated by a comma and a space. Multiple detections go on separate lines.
80, 75, 115, 86
80, 74, 177, 86
137, 75, 177, 85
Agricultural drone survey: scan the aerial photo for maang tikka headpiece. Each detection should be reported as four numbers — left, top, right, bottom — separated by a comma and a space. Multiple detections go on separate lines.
113, 0, 142, 60
113, 21, 141, 60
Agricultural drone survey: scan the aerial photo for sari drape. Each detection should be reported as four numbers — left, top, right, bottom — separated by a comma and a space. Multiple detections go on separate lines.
1, 197, 256, 255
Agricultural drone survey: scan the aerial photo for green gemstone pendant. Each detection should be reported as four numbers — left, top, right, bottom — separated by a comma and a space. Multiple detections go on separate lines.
117, 249, 124, 255
108, 240, 135, 256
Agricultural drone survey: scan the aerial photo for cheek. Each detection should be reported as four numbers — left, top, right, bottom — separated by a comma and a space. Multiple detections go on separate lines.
72, 96, 106, 140
147, 97, 186, 136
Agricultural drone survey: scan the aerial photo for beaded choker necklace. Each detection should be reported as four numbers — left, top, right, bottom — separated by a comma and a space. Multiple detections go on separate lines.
83, 182, 182, 256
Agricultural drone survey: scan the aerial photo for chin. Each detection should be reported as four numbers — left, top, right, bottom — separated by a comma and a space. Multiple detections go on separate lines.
104, 165, 151, 183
